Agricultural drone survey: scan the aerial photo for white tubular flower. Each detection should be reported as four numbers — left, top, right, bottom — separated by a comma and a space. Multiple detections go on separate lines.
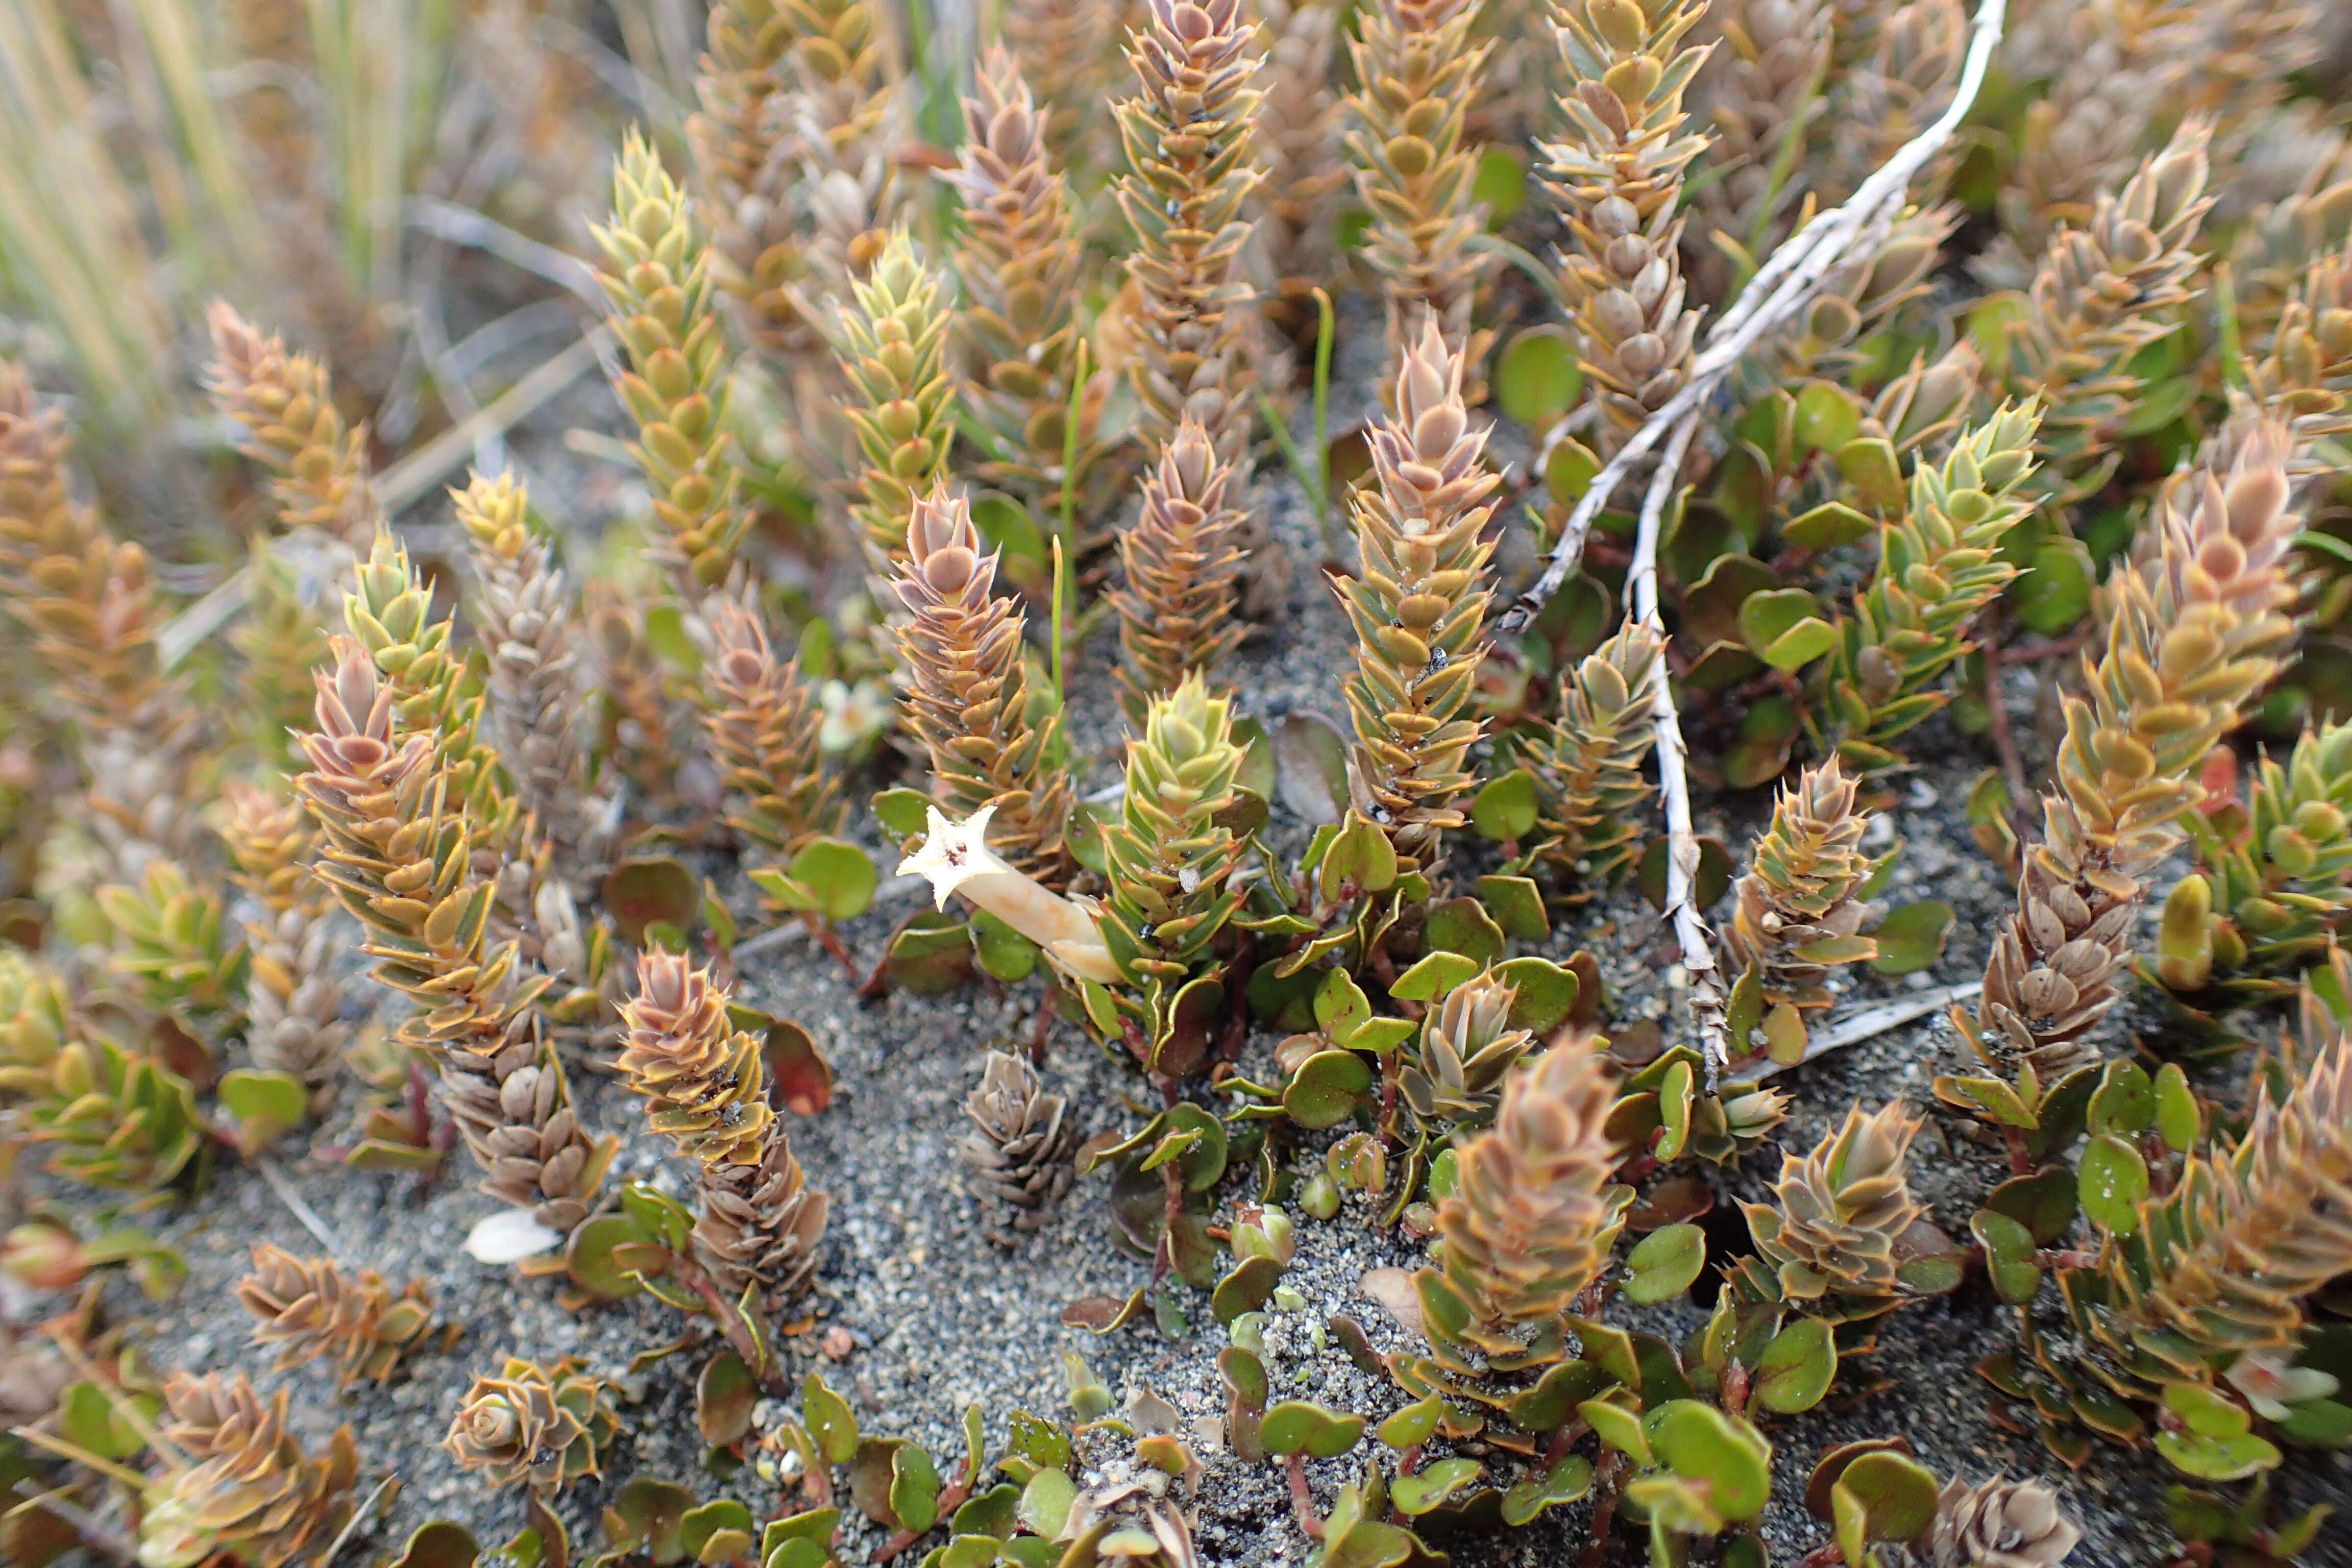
897, 804, 1119, 984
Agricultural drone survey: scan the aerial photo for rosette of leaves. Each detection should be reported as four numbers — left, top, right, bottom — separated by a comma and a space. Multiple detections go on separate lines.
138, 1372, 359, 1568
1400, 966, 1536, 1131
2028, 989, 2352, 1470
454, 470, 606, 877
204, 301, 377, 542
1814, 402, 2043, 771
296, 641, 614, 1234
698, 593, 840, 866
959, 1050, 1080, 1232
1953, 421, 2300, 1108
236, 1243, 434, 1387
1727, 1100, 1958, 1325
0, 951, 201, 1192
1607, 1041, 1790, 1166
1541, 0, 1713, 453
1519, 623, 1661, 896
2160, 719, 2352, 994
1722, 761, 1879, 1052
1088, 675, 1251, 1086
444, 1355, 617, 1494
1343, 0, 1497, 392
1337, 316, 1499, 870
1110, 417, 1249, 724
340, 527, 512, 846
220, 779, 349, 1099
616, 952, 829, 1309
593, 130, 748, 591
97, 857, 248, 1036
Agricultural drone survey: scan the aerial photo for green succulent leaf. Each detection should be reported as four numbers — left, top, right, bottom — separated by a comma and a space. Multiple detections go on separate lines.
2078, 1133, 2150, 1236
1390, 1458, 1480, 1516
804, 1372, 859, 1466
1867, 901, 1954, 975
1500, 1455, 1594, 1526
1753, 1317, 1836, 1414
1471, 770, 1539, 842
1498, 326, 1580, 427
1261, 1400, 1365, 1458
2154, 1429, 2281, 1482
1622, 1224, 1707, 1305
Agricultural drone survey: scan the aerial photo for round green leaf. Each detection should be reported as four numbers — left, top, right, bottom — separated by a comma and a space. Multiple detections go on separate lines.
1391, 1458, 1481, 1516
1868, 901, 1954, 975
2153, 1063, 2201, 1154
1498, 326, 1580, 426
565, 1213, 653, 1302
789, 838, 878, 923
1794, 381, 1863, 453
1471, 769, 1539, 841
697, 1350, 757, 1446
2078, 1133, 2150, 1236
1830, 1451, 1940, 1542
2155, 1430, 2281, 1482
1623, 1223, 1707, 1305
603, 855, 699, 943
2086, 1060, 2155, 1138
1261, 1400, 1366, 1458
1650, 1401, 1772, 1521
1754, 1317, 1837, 1414
1969, 1210, 2043, 1305
2015, 540, 2093, 636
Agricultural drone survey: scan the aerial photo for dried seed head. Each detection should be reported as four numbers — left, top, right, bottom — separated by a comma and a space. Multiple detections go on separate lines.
958, 1050, 1081, 1228
1344, 0, 1500, 395
1926, 1475, 2081, 1568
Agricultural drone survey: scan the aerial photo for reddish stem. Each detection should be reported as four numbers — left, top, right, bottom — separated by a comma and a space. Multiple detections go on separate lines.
1286, 1453, 1324, 1539
1721, 1358, 1751, 1417
1580, 1450, 1623, 1568
804, 915, 862, 983
671, 1245, 793, 1398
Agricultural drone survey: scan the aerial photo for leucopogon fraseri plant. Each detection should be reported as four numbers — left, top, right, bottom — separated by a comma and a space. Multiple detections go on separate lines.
19, 0, 2352, 1558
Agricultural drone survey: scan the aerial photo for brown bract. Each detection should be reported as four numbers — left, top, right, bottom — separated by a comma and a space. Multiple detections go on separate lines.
146, 1371, 358, 1568
237, 1243, 434, 1386
1111, 416, 1249, 722
1336, 317, 1499, 868
894, 486, 1074, 887
204, 300, 378, 544
1437, 1036, 1623, 1327
958, 1050, 1081, 1230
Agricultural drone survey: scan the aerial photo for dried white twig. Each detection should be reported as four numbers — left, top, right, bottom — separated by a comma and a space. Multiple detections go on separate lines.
255, 1154, 346, 1258
1627, 420, 1730, 1076
1498, 0, 2010, 636
1723, 981, 1983, 1085
1530, 0, 2006, 1082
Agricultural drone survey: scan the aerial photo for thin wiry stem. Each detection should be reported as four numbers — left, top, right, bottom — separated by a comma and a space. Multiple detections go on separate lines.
1499, 0, 2008, 634
1625, 417, 1729, 1080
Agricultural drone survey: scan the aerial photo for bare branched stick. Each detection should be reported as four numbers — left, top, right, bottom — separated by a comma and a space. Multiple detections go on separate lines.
1498, 0, 2007, 635
1624, 418, 1730, 1076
